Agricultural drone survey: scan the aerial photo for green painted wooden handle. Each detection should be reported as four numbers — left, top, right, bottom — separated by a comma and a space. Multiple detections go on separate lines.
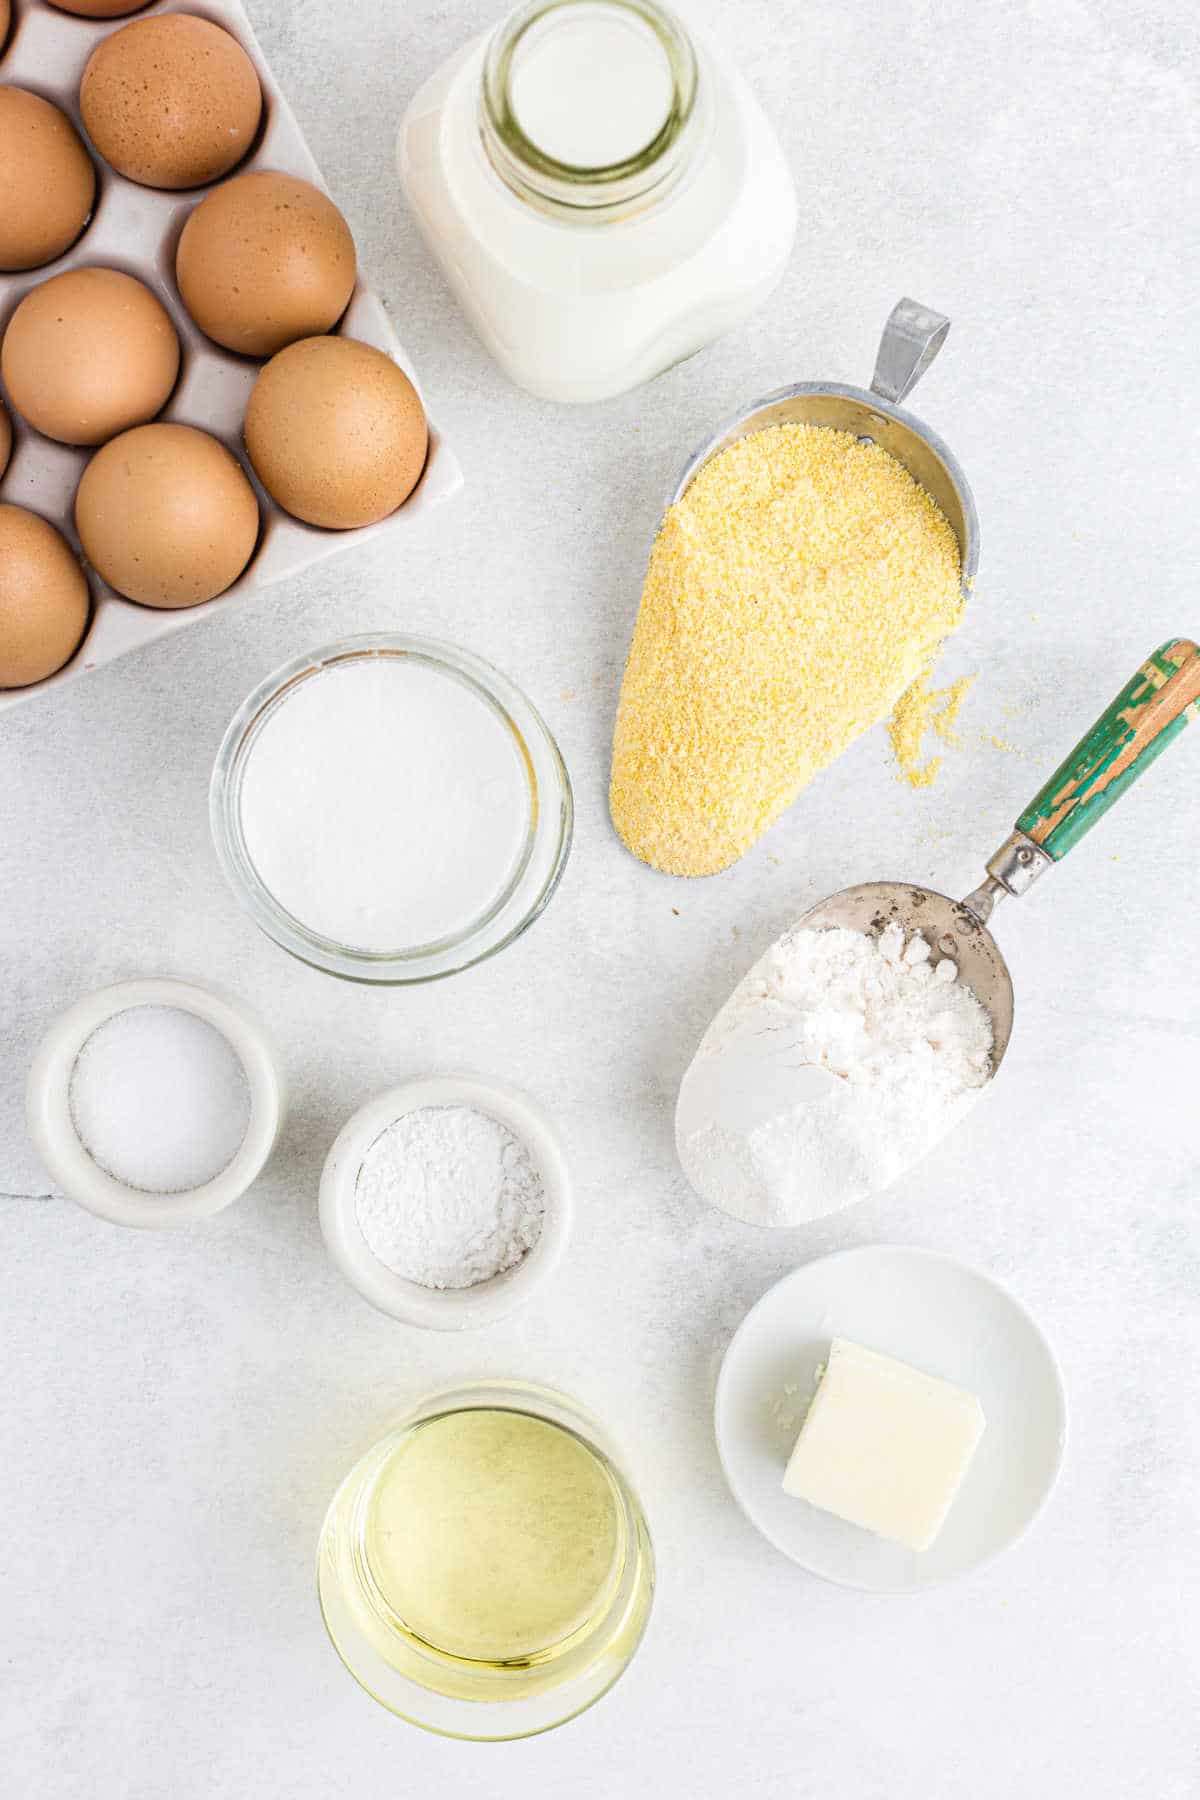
1016, 639, 1200, 859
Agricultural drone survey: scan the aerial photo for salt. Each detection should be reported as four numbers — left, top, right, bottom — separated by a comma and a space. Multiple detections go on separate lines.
237, 659, 532, 953
69, 1005, 251, 1194
355, 1104, 545, 1290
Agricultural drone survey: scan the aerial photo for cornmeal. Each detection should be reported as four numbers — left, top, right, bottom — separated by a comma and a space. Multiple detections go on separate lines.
888, 669, 975, 788
610, 423, 964, 875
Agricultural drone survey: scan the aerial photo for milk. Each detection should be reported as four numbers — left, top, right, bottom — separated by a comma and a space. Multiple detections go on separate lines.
398, 1, 797, 404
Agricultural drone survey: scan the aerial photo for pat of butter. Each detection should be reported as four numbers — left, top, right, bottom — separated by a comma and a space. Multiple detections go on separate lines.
782, 1337, 986, 1552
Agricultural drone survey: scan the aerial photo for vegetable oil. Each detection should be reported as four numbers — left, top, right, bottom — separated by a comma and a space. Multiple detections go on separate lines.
317, 1383, 654, 1739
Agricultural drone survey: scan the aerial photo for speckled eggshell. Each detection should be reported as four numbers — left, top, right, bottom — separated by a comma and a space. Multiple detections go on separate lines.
80, 14, 263, 191
176, 171, 357, 357
48, 1, 154, 15
2, 267, 180, 446
244, 336, 428, 530
0, 503, 90, 687
0, 401, 11, 481
75, 422, 260, 607
0, 88, 95, 271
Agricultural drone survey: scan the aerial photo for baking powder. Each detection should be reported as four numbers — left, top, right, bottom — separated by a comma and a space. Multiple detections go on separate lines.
355, 1104, 545, 1289
676, 922, 993, 1226
238, 658, 531, 952
69, 1004, 251, 1193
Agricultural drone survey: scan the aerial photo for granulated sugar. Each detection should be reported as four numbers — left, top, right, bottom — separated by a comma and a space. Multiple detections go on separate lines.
355, 1104, 545, 1289
238, 658, 531, 952
676, 922, 993, 1225
69, 1004, 251, 1194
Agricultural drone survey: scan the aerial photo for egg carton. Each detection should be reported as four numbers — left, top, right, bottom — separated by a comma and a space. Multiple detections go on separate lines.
0, 0, 462, 714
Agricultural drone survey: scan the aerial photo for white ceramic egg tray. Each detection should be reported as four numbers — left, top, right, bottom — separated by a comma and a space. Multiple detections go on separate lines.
0, 0, 462, 714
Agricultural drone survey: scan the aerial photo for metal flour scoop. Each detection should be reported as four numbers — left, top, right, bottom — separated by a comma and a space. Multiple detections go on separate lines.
795, 636, 1200, 1072
676, 640, 1199, 1222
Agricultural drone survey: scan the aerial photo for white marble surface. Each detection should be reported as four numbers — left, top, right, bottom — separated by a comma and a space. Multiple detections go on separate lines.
3, 1, 1198, 1794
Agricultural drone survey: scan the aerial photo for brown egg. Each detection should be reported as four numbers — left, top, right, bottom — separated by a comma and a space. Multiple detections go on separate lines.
49, 1, 154, 15
3, 268, 180, 447
76, 423, 259, 607
80, 15, 262, 190
1, 1, 10, 49
0, 400, 11, 481
176, 172, 357, 358
0, 88, 95, 271
0, 504, 90, 687
244, 337, 428, 530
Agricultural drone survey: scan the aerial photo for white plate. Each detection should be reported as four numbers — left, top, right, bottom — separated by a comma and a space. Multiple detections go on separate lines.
714, 1245, 1067, 1591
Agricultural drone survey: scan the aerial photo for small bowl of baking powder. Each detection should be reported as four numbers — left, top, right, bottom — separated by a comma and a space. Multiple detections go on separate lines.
318, 1075, 571, 1330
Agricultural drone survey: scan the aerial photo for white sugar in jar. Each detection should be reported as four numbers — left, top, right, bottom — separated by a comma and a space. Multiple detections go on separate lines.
398, 0, 796, 403
240, 661, 527, 950
211, 636, 572, 984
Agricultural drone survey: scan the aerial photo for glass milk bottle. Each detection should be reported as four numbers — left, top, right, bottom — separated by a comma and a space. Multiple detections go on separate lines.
398, 0, 797, 403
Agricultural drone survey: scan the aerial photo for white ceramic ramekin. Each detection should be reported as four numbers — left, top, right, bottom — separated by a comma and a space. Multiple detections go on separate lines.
26, 978, 284, 1228
319, 1075, 571, 1330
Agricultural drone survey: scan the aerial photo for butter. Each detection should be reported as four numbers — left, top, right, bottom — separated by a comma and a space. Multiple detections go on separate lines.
782, 1337, 986, 1552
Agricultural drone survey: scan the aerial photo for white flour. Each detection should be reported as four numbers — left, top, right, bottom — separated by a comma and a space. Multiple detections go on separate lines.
355, 1104, 545, 1289
238, 659, 530, 952
676, 922, 993, 1226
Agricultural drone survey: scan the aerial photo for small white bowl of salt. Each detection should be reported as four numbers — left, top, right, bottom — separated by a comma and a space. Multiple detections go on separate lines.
26, 978, 283, 1227
319, 1075, 571, 1330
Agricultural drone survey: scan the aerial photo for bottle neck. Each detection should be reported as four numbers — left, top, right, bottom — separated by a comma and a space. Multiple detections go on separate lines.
479, 0, 703, 222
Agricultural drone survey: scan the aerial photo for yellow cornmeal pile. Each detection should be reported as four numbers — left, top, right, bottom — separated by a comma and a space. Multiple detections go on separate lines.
610, 422, 964, 875
888, 670, 975, 789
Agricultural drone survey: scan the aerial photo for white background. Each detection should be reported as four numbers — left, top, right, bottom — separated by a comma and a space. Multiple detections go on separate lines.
3, 1, 1199, 1795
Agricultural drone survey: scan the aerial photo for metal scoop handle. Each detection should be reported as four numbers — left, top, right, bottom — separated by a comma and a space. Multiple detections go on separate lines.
965, 639, 1200, 921
871, 298, 951, 405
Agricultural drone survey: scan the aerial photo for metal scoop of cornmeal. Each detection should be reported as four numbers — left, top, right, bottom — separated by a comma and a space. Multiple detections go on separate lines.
802, 638, 1200, 1071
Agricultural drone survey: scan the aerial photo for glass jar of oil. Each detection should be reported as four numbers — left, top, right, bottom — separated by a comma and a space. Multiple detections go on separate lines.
317, 1381, 654, 1739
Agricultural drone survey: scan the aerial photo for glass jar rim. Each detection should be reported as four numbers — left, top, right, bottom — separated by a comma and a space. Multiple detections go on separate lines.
480, 0, 702, 217
209, 634, 573, 986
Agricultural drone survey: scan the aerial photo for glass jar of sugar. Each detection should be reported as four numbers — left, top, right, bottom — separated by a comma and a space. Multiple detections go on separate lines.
398, 0, 796, 403
210, 635, 572, 984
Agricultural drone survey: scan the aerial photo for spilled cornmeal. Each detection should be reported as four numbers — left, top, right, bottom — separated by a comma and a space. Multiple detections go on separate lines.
888, 669, 976, 788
